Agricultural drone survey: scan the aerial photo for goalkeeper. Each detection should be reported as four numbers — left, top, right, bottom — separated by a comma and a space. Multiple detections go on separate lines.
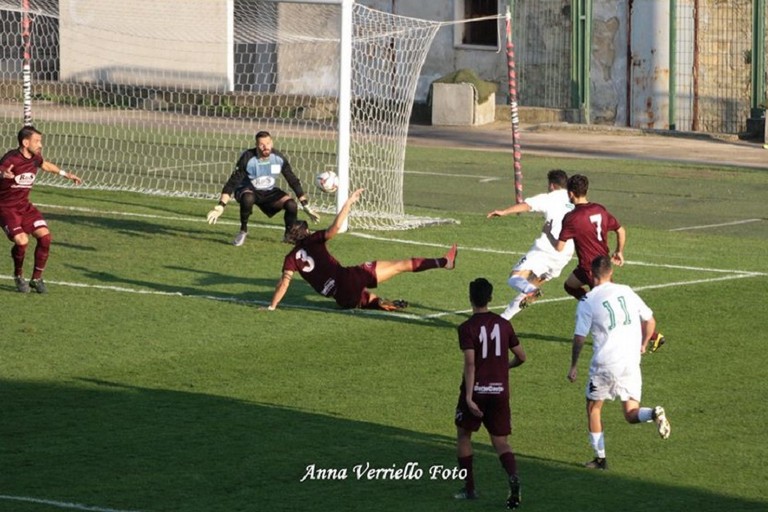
206, 130, 319, 246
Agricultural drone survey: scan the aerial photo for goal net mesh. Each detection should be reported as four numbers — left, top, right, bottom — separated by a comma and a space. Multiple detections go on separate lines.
0, 0, 454, 230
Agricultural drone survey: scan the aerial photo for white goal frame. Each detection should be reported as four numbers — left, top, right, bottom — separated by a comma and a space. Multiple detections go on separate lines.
0, 0, 456, 230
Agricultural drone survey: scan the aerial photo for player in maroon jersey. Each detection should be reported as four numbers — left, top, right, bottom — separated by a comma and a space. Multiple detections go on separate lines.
453, 277, 526, 508
0, 126, 82, 293
545, 174, 665, 351
545, 174, 626, 300
265, 188, 457, 311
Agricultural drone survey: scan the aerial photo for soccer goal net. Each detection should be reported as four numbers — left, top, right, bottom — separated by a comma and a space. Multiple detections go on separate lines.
0, 0, 454, 230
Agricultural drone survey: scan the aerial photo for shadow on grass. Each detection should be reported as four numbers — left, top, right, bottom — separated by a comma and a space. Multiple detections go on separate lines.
1, 379, 764, 512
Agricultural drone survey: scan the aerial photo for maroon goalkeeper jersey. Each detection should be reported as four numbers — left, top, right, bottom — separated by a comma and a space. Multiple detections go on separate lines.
458, 311, 520, 397
559, 202, 621, 272
0, 149, 43, 209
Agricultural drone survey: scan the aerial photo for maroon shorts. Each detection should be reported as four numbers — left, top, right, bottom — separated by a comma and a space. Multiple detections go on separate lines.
333, 262, 378, 309
0, 203, 47, 240
454, 392, 512, 437
573, 266, 594, 289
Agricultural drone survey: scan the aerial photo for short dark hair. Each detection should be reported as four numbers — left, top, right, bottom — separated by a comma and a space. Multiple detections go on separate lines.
591, 255, 613, 280
547, 169, 568, 188
18, 125, 41, 146
255, 130, 272, 142
469, 278, 493, 308
284, 220, 309, 244
567, 174, 589, 198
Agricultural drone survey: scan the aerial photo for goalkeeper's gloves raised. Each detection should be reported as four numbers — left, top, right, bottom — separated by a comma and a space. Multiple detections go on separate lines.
301, 199, 320, 223
207, 204, 225, 224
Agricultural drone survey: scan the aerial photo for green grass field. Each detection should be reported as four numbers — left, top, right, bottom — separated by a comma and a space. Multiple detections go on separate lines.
1, 148, 766, 512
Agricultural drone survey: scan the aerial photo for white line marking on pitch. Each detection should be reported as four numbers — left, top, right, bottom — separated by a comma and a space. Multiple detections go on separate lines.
0, 495, 140, 512
406, 170, 503, 182
145, 161, 231, 174
31, 203, 767, 320
669, 218, 762, 231
0, 276, 425, 321
431, 272, 764, 319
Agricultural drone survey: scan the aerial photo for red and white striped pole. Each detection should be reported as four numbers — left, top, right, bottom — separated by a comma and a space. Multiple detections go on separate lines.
505, 6, 523, 204
22, 0, 33, 126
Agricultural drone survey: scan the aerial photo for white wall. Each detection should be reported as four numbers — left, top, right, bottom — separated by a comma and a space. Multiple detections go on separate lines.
59, 0, 232, 90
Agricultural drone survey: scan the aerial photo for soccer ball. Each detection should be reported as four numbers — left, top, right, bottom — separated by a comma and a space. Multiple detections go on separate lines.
315, 171, 339, 193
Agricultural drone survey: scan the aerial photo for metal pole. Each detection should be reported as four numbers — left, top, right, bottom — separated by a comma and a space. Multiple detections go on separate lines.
752, 0, 766, 113
571, 0, 581, 110
571, 0, 592, 123
505, 5, 523, 204
669, 0, 677, 130
336, 0, 353, 231
22, 0, 33, 126
583, 0, 592, 124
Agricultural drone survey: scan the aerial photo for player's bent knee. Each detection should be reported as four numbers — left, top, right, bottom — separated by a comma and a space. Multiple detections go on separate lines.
37, 233, 52, 248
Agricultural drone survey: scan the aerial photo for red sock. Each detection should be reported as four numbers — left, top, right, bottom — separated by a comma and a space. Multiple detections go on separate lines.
499, 451, 518, 477
32, 234, 51, 280
458, 455, 474, 492
11, 243, 27, 276
411, 257, 445, 272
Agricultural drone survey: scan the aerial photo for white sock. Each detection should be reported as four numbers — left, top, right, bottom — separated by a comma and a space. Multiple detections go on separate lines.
589, 432, 606, 458
638, 407, 654, 423
500, 293, 526, 320
507, 275, 537, 295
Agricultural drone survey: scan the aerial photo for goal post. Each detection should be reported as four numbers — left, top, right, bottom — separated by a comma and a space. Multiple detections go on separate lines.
0, 0, 456, 230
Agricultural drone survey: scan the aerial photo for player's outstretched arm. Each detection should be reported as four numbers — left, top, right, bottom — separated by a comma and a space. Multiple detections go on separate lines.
486, 202, 531, 218
265, 270, 293, 311
326, 187, 364, 240
41, 161, 83, 185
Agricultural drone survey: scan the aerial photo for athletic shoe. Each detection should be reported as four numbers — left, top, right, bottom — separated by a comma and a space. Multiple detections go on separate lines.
453, 487, 477, 500
584, 457, 608, 470
653, 406, 671, 439
378, 298, 409, 311
519, 289, 542, 309
29, 278, 47, 294
506, 475, 521, 509
648, 332, 666, 353
444, 243, 458, 270
232, 231, 247, 246
14, 275, 30, 293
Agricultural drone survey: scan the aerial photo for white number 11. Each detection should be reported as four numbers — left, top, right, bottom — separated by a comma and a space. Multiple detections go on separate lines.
479, 323, 502, 359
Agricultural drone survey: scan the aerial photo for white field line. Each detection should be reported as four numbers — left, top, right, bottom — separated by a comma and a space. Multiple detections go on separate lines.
427, 271, 763, 319
0, 495, 141, 512
145, 161, 231, 174
669, 218, 762, 231
29, 203, 767, 320
407, 170, 503, 183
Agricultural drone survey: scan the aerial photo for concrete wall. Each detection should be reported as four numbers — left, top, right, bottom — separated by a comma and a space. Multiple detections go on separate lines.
59, 0, 232, 90
591, 1, 627, 125
360, 1, 506, 103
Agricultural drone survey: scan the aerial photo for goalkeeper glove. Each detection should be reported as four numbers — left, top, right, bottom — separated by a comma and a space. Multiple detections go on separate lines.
207, 204, 225, 224
301, 199, 320, 223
